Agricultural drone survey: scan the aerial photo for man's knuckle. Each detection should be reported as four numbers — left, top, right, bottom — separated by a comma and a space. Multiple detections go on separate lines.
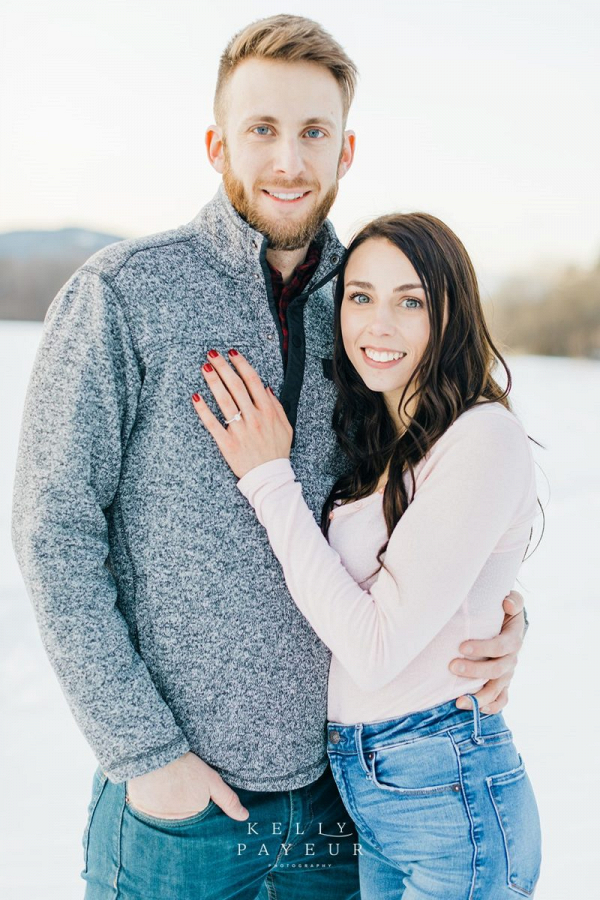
497, 636, 511, 656
503, 653, 517, 673
223, 790, 239, 810
493, 659, 507, 678
477, 682, 494, 699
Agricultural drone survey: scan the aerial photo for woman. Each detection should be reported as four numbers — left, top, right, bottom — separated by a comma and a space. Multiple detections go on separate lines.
190, 213, 542, 898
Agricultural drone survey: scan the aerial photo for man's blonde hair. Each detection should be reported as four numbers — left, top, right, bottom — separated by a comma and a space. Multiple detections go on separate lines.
214, 15, 358, 125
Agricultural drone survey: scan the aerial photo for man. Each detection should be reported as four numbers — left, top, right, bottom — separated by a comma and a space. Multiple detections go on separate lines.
11, 14, 527, 900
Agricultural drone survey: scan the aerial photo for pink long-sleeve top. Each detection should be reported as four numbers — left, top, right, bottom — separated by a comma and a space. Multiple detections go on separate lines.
237, 402, 538, 724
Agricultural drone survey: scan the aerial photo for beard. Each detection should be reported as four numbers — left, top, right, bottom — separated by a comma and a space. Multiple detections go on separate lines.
222, 145, 340, 251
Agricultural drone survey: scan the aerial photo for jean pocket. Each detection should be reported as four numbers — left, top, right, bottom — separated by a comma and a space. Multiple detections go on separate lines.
369, 735, 461, 796
124, 792, 215, 829
486, 757, 541, 896
82, 767, 108, 872
327, 753, 386, 853
345, 743, 472, 864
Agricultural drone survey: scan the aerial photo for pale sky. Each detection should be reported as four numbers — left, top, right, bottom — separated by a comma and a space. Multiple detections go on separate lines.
1, 0, 598, 288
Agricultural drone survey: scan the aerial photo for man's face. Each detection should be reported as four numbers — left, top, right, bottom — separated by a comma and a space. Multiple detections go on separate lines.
207, 58, 355, 250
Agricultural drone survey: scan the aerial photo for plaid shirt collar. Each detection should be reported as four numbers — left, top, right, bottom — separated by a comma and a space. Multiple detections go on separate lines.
266, 241, 322, 364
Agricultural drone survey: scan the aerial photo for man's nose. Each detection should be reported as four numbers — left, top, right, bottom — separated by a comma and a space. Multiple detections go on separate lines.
272, 138, 306, 179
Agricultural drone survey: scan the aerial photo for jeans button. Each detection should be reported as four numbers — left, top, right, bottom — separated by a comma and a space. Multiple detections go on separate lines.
329, 730, 341, 744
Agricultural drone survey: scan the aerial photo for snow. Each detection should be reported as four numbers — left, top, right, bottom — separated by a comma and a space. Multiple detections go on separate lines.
1, 320, 598, 899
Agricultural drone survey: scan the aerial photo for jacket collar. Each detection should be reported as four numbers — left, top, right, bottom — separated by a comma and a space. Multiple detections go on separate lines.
189, 182, 345, 292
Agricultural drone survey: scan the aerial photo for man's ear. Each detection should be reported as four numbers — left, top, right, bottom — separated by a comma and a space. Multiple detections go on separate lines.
337, 130, 356, 180
205, 125, 225, 174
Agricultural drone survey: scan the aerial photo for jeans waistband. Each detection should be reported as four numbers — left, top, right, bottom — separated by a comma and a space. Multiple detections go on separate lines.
327, 695, 494, 755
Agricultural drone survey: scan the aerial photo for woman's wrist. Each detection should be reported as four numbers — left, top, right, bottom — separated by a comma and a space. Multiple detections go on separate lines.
237, 456, 294, 491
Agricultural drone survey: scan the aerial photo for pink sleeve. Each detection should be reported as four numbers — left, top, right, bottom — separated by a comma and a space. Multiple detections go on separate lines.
237, 409, 535, 692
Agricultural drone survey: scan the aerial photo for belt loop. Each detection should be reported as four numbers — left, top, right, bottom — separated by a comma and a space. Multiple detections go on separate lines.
467, 694, 484, 745
355, 724, 373, 778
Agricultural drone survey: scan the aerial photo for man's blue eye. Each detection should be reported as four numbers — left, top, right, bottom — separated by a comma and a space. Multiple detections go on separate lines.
254, 126, 271, 135
305, 128, 325, 138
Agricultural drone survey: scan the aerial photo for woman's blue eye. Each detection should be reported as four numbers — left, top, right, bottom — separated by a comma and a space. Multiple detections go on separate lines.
402, 298, 422, 309
305, 128, 325, 138
350, 292, 370, 304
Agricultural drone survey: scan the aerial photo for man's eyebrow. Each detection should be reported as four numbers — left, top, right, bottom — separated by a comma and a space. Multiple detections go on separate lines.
345, 280, 425, 292
300, 117, 336, 129
241, 115, 337, 129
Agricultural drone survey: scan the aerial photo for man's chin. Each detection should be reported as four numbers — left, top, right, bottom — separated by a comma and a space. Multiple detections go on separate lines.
238, 200, 327, 251
260, 222, 319, 252
224, 175, 337, 250
254, 191, 337, 250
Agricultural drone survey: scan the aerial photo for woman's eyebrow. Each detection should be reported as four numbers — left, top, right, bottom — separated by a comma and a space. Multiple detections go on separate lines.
345, 280, 424, 292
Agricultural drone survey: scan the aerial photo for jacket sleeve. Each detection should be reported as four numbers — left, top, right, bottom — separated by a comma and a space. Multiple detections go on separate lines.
11, 267, 191, 781
237, 410, 536, 693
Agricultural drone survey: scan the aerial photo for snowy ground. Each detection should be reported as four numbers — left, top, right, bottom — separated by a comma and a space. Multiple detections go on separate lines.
1, 320, 599, 899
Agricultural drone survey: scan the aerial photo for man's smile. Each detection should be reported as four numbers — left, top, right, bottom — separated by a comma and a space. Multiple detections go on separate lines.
261, 189, 312, 204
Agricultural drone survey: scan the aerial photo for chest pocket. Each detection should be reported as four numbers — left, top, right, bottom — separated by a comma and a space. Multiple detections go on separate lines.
322, 357, 334, 381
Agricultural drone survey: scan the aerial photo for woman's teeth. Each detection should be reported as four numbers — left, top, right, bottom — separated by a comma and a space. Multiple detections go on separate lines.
364, 348, 406, 362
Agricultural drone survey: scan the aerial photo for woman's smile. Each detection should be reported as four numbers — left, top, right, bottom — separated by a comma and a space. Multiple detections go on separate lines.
361, 346, 408, 368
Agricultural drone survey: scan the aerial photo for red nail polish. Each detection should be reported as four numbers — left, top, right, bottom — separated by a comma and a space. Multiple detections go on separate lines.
208, 349, 218, 358
228, 348, 239, 357
192, 393, 200, 402
203, 363, 214, 373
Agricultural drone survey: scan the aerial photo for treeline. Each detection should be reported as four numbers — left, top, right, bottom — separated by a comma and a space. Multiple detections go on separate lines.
2, 243, 599, 359
485, 256, 600, 358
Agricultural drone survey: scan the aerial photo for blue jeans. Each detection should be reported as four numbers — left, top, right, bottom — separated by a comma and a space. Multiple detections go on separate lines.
327, 696, 542, 899
81, 763, 360, 899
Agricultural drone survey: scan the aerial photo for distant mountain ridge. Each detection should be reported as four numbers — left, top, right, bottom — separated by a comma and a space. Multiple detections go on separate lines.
0, 227, 125, 321
0, 227, 124, 260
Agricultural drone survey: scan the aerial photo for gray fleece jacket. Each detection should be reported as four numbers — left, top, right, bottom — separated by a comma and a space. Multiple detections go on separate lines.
11, 184, 347, 790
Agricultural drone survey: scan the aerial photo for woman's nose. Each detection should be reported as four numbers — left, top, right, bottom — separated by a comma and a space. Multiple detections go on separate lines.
368, 310, 396, 335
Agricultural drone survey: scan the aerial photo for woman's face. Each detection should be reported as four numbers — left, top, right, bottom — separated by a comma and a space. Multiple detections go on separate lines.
340, 237, 432, 420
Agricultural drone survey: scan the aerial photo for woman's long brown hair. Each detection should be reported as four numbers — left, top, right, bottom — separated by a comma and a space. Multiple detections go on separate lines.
321, 213, 516, 571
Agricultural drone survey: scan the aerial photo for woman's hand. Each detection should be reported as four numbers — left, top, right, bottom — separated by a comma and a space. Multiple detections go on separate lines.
191, 348, 293, 479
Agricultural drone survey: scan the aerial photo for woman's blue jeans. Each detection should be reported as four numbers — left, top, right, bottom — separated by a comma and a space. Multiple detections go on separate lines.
327, 696, 542, 899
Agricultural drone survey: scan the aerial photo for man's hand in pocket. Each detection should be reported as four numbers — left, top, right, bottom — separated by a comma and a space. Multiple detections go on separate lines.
126, 751, 249, 821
